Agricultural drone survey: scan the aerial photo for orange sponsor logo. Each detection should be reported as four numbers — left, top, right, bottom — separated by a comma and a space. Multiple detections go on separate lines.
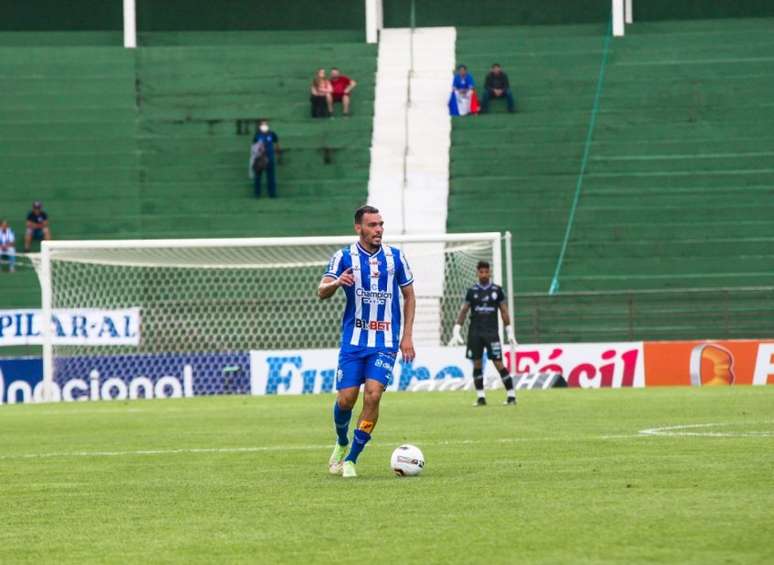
644, 340, 774, 387
358, 420, 375, 433
689, 344, 735, 386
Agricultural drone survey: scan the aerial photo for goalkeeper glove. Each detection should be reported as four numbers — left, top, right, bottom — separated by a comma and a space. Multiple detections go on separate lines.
505, 325, 517, 346
448, 324, 465, 346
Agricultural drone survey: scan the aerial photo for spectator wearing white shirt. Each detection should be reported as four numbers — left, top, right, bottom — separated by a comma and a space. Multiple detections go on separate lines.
0, 220, 16, 273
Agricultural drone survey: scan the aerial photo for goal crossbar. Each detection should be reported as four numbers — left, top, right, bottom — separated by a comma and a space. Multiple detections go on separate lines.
41, 233, 502, 250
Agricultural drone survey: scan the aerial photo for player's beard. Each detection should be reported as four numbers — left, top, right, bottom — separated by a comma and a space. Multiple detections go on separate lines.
362, 232, 382, 251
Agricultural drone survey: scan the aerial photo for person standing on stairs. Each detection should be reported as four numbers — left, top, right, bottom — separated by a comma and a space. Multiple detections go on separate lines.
251, 120, 280, 198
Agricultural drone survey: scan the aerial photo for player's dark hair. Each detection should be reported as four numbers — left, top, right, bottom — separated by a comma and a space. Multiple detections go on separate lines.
354, 205, 379, 224
457, 64, 467, 70
492, 63, 501, 68
477, 260, 490, 270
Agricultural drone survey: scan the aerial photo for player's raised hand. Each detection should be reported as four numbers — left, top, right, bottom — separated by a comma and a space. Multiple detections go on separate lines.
400, 335, 415, 363
337, 267, 354, 287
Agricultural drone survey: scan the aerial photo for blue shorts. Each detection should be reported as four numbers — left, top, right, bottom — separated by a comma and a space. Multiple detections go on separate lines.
336, 348, 396, 390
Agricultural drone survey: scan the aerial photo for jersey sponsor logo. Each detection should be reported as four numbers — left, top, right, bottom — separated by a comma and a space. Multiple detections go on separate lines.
355, 288, 393, 305
355, 319, 392, 332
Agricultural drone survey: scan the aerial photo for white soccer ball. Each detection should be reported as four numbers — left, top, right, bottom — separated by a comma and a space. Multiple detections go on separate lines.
390, 444, 425, 477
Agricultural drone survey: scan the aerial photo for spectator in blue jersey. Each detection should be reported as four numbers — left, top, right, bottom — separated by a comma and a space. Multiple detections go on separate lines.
448, 64, 480, 116
481, 63, 516, 113
0, 220, 16, 273
318, 205, 416, 478
250, 119, 281, 198
24, 201, 51, 252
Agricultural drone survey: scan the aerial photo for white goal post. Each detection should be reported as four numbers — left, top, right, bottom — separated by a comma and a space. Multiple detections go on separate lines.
38, 232, 514, 398
365, 0, 384, 44
123, 0, 136, 48
613, 0, 634, 37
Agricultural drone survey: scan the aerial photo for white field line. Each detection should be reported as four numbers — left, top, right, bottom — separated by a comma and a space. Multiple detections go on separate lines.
638, 422, 774, 438
0, 436, 569, 462
4, 423, 772, 462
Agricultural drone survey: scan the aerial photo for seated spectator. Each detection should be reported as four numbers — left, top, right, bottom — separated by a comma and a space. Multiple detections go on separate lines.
482, 63, 516, 113
0, 220, 15, 273
310, 68, 333, 118
448, 64, 480, 116
24, 201, 51, 252
329, 68, 357, 116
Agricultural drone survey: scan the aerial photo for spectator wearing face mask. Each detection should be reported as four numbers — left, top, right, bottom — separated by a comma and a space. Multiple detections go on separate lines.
251, 120, 281, 198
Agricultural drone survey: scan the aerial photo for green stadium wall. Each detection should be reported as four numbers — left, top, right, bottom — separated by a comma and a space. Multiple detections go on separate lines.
4, 1, 774, 32
0, 0, 365, 31
383, 0, 774, 27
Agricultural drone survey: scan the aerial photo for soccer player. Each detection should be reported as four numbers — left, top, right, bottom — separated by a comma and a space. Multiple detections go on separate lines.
318, 205, 416, 478
449, 261, 517, 406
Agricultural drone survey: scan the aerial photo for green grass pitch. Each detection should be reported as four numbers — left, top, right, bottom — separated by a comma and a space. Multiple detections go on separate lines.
1, 387, 772, 564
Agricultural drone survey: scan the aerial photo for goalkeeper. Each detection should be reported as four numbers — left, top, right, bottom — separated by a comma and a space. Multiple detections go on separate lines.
449, 260, 517, 406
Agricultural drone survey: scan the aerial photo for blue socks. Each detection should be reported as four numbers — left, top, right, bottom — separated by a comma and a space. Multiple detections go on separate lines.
334, 402, 374, 463
333, 402, 352, 447
344, 429, 371, 463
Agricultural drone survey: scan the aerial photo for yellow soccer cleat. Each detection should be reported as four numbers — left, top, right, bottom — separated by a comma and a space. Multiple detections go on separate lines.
328, 443, 348, 475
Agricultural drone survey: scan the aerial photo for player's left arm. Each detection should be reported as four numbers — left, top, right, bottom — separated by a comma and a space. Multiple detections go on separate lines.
499, 302, 517, 345
270, 132, 281, 163
400, 284, 416, 362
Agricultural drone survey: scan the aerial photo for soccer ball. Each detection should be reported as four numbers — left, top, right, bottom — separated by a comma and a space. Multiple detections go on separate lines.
390, 444, 425, 476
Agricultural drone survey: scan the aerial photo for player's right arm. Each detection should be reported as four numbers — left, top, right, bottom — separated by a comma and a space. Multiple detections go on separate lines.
454, 303, 470, 327
318, 268, 354, 300
448, 290, 472, 346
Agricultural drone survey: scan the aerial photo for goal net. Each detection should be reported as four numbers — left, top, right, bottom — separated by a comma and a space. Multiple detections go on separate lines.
37, 233, 511, 394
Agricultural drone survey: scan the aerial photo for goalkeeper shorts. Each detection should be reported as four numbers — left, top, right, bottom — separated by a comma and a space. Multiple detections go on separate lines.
466, 332, 502, 361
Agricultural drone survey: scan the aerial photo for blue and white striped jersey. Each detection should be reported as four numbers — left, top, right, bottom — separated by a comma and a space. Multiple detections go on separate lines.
324, 242, 414, 352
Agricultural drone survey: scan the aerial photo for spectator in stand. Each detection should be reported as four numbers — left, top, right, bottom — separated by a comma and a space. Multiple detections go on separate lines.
24, 201, 51, 252
448, 64, 480, 116
481, 63, 516, 113
329, 67, 357, 116
0, 220, 15, 273
310, 68, 333, 118
250, 119, 281, 198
